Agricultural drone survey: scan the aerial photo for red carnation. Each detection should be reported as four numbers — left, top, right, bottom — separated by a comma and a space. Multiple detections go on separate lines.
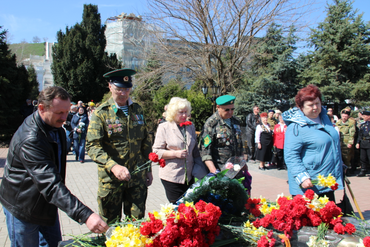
304, 189, 315, 200
159, 159, 166, 168
363, 236, 370, 247
180, 121, 192, 127
149, 152, 159, 162
345, 223, 356, 235
331, 183, 339, 191
334, 223, 346, 234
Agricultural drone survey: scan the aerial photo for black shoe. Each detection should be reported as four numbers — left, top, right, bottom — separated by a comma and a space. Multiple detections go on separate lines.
259, 166, 266, 170
357, 171, 367, 177
277, 167, 283, 170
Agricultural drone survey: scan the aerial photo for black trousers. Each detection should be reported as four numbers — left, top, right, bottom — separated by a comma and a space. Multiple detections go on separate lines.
360, 148, 370, 171
276, 148, 285, 168
161, 179, 194, 203
246, 132, 255, 160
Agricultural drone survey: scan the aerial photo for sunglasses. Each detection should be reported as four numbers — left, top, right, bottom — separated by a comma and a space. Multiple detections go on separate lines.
224, 108, 235, 112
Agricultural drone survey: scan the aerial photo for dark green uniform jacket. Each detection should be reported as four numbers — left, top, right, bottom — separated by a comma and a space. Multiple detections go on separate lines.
86, 97, 152, 191
199, 111, 244, 170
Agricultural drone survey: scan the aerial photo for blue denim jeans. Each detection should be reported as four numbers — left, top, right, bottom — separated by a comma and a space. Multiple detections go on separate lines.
3, 207, 62, 247
73, 138, 86, 161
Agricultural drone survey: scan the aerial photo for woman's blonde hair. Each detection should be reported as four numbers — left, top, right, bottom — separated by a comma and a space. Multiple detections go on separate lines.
165, 97, 192, 122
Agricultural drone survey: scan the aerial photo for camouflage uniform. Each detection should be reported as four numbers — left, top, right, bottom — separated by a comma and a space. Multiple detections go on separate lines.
86, 97, 151, 223
199, 111, 244, 170
336, 118, 356, 168
267, 117, 277, 131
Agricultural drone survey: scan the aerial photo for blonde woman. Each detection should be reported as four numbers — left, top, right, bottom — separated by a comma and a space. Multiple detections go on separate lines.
152, 97, 201, 203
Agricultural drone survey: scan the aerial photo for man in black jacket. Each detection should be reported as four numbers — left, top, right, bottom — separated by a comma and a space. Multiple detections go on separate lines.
245, 105, 261, 161
0, 86, 108, 247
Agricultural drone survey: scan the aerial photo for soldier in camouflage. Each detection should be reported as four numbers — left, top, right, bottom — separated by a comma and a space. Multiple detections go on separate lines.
86, 69, 152, 223
356, 111, 370, 177
336, 107, 356, 172
199, 95, 245, 173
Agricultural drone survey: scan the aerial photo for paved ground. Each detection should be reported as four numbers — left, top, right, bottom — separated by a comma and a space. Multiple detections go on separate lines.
1, 148, 370, 246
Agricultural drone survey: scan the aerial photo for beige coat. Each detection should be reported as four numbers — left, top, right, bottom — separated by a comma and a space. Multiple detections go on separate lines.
153, 121, 201, 184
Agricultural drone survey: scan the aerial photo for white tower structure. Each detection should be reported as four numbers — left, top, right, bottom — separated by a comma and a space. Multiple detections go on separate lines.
105, 13, 153, 70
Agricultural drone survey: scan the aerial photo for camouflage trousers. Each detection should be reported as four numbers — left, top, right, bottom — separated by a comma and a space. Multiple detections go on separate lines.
340, 142, 354, 168
97, 182, 148, 224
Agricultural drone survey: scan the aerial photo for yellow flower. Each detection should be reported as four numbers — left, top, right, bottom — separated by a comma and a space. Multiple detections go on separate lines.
105, 224, 149, 247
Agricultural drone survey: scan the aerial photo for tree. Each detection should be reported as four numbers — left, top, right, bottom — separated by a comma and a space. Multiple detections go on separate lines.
299, 0, 370, 105
235, 23, 299, 116
142, 0, 314, 94
0, 27, 34, 136
52, 4, 121, 103
32, 36, 41, 43
27, 65, 39, 99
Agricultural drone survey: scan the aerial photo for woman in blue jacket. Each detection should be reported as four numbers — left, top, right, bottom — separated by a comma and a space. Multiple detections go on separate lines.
71, 107, 89, 163
282, 85, 344, 201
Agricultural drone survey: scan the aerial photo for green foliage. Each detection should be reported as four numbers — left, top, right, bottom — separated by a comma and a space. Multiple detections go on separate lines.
51, 4, 121, 103
9, 43, 45, 63
0, 27, 35, 136
299, 0, 370, 105
236, 23, 299, 115
27, 65, 39, 99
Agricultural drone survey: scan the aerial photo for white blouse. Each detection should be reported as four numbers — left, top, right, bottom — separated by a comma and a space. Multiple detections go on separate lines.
255, 123, 271, 143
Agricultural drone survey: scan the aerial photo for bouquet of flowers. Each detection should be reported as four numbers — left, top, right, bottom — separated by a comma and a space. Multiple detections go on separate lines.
139, 201, 222, 247
246, 189, 356, 242
77, 122, 85, 142
178, 170, 249, 216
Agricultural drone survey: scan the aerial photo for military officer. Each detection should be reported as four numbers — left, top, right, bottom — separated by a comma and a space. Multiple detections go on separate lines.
86, 68, 152, 223
199, 95, 245, 173
336, 107, 356, 173
355, 111, 370, 177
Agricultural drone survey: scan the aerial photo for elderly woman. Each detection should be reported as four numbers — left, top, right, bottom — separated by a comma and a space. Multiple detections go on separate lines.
152, 97, 202, 203
283, 84, 343, 201
255, 112, 273, 170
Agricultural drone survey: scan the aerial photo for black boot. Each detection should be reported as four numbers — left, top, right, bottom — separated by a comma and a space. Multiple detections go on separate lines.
357, 170, 367, 177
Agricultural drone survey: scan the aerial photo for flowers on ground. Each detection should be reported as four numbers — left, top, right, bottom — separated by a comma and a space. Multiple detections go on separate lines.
105, 224, 151, 247
140, 201, 222, 247
246, 189, 356, 240
180, 170, 249, 216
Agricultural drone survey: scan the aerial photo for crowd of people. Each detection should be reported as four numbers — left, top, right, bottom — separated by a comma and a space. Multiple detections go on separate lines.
2, 67, 370, 246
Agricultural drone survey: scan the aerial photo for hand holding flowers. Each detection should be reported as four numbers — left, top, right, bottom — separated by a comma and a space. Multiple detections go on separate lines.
131, 153, 165, 175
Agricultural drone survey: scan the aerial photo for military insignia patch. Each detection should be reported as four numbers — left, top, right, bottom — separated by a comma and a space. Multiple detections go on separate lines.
123, 76, 129, 82
203, 134, 212, 148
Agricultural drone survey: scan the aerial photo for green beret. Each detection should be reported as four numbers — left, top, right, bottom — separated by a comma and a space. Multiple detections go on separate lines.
216, 95, 236, 106
103, 68, 136, 88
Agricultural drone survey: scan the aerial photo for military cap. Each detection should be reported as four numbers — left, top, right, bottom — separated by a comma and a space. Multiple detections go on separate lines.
361, 110, 370, 116
341, 107, 351, 115
216, 95, 236, 106
103, 68, 136, 88
268, 110, 275, 113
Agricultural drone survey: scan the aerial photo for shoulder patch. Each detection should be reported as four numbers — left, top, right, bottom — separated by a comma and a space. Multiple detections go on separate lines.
203, 135, 212, 148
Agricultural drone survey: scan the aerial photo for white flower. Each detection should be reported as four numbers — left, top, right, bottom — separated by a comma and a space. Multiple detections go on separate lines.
233, 164, 241, 171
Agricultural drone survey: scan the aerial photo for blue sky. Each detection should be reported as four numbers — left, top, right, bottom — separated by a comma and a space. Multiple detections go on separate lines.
1, 0, 370, 44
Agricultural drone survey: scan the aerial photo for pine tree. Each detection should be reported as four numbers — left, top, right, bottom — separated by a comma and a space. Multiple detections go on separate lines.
299, 0, 370, 105
51, 4, 121, 103
235, 23, 299, 116
0, 26, 34, 135
27, 65, 39, 99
